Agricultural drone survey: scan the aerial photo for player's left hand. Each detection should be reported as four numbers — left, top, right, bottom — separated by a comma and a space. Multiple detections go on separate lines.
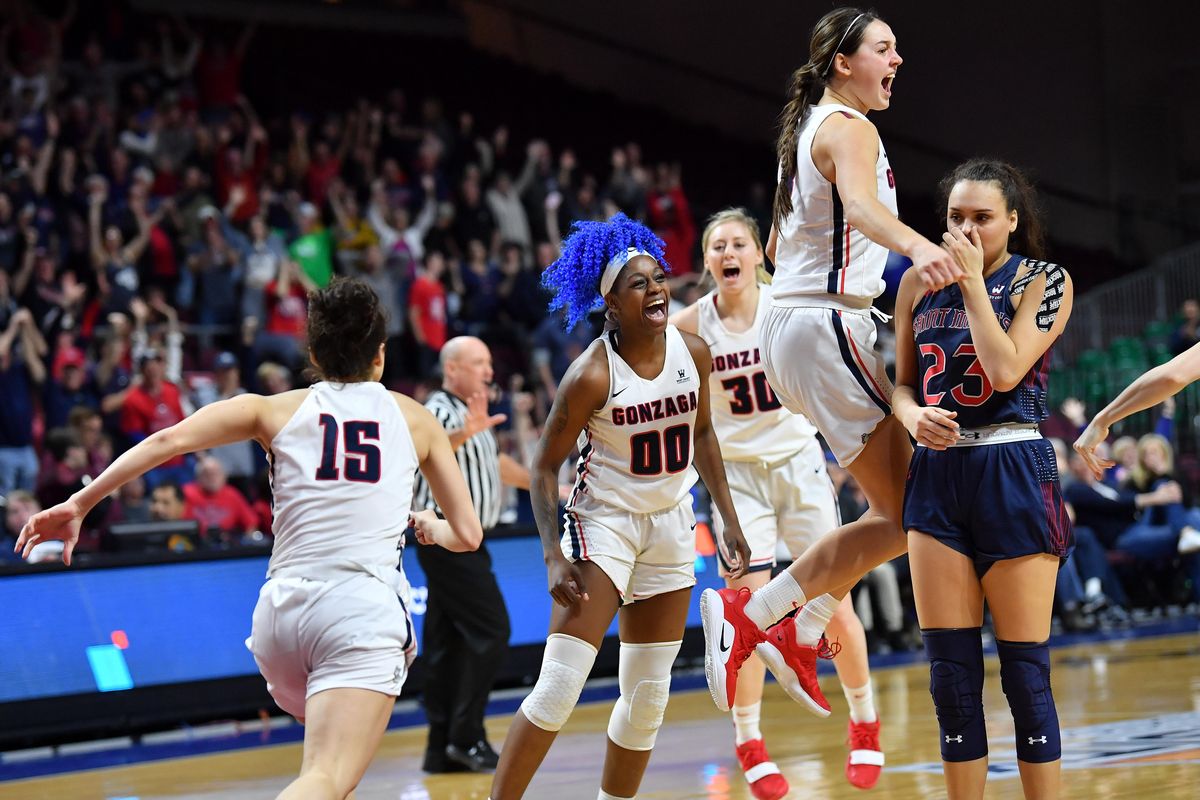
1073, 421, 1113, 480
942, 227, 985, 279
16, 500, 83, 565
722, 523, 752, 580
410, 509, 445, 546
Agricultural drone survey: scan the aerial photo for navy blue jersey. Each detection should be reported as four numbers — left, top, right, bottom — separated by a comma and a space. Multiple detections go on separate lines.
911, 253, 1053, 428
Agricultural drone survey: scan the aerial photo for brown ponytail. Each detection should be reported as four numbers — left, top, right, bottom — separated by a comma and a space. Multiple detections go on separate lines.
772, 7, 880, 230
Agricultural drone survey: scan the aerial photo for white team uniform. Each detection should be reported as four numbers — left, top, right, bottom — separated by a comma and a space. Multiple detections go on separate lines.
697, 286, 839, 574
762, 102, 896, 466
561, 325, 701, 603
246, 381, 417, 718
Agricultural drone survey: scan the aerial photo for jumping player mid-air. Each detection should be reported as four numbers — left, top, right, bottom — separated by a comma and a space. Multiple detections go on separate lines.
894, 159, 1074, 800
488, 213, 751, 800
671, 207, 883, 797
17, 279, 483, 800
699, 5, 964, 721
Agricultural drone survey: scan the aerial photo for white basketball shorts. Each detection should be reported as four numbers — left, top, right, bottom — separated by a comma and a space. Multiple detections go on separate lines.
561, 492, 697, 605
760, 304, 893, 466
246, 570, 415, 719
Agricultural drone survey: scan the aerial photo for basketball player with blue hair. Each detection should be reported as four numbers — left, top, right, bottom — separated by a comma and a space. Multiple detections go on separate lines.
488, 214, 752, 800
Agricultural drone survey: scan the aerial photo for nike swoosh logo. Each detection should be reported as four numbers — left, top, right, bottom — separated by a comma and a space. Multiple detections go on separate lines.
719, 625, 731, 654
612, 387, 628, 399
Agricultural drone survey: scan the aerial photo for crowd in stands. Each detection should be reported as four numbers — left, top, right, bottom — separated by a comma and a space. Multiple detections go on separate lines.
0, 5, 1195, 642
0, 5, 709, 559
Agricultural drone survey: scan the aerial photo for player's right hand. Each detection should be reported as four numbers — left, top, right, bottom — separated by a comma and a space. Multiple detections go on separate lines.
1073, 421, 1113, 480
546, 555, 589, 608
905, 406, 959, 450
909, 239, 963, 292
16, 500, 83, 566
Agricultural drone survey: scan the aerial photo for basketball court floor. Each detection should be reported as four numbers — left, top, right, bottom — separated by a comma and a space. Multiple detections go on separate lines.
3, 623, 1197, 799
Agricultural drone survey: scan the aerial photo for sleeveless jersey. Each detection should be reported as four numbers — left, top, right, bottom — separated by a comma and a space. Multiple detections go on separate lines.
697, 285, 819, 462
772, 103, 897, 304
569, 325, 701, 514
267, 381, 418, 579
911, 254, 1054, 429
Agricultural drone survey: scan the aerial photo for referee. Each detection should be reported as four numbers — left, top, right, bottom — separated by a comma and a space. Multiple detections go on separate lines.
414, 336, 530, 773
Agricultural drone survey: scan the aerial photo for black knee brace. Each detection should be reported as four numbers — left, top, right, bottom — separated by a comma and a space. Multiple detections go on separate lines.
997, 639, 1060, 763
922, 628, 987, 762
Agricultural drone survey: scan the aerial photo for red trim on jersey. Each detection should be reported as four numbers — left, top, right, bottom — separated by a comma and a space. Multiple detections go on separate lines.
842, 312, 889, 403
839, 223, 851, 294
570, 508, 589, 559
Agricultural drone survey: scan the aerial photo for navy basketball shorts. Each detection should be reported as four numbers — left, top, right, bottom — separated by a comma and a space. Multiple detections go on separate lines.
903, 438, 1073, 576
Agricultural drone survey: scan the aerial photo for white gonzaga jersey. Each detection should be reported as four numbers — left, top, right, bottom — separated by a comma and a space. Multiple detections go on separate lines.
772, 103, 897, 304
697, 285, 819, 463
267, 381, 418, 580
569, 325, 701, 514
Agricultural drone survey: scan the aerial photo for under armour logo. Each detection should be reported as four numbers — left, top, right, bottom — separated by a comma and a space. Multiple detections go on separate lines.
945, 735, 963, 744
1028, 736, 1047, 745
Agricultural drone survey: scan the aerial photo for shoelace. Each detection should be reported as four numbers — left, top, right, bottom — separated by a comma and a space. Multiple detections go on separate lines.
848, 722, 879, 750
738, 738, 768, 765
817, 635, 842, 660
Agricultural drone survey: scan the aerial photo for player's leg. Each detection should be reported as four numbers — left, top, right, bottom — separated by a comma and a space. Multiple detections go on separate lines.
597, 585, 692, 799
909, 531, 988, 800
276, 687, 396, 800
764, 412, 911, 611
704, 416, 911, 711
981, 554, 1062, 800
726, 567, 789, 800
825, 593, 885, 789
710, 461, 790, 800
489, 560, 620, 800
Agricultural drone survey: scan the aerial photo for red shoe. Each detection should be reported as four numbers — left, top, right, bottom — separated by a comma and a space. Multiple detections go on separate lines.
754, 616, 834, 717
735, 738, 789, 800
700, 588, 765, 712
845, 718, 884, 789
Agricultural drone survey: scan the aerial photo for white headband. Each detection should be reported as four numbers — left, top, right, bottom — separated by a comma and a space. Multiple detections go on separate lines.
599, 247, 654, 296
824, 13, 866, 76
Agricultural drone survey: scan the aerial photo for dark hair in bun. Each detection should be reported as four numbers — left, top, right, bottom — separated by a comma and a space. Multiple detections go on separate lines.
306, 277, 388, 382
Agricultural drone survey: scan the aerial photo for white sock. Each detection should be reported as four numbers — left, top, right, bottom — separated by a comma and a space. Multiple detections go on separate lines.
598, 791, 633, 800
1178, 526, 1200, 555
1084, 577, 1103, 599
732, 701, 763, 745
843, 679, 878, 724
793, 593, 839, 646
744, 571, 807, 631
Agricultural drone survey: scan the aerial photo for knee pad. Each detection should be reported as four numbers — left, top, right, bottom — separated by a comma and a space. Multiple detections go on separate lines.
922, 628, 987, 762
519, 633, 597, 732
997, 640, 1060, 762
607, 640, 681, 751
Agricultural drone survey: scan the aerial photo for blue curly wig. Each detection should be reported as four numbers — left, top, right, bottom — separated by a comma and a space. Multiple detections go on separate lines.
542, 213, 669, 330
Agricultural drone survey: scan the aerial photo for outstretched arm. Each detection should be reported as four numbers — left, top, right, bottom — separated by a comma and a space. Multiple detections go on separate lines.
17, 394, 269, 563
1074, 341, 1200, 478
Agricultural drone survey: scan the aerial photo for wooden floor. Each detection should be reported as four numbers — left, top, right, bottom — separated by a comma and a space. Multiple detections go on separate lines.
4, 631, 1199, 799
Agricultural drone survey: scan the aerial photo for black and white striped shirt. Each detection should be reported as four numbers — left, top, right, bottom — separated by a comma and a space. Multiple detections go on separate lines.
413, 389, 502, 530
